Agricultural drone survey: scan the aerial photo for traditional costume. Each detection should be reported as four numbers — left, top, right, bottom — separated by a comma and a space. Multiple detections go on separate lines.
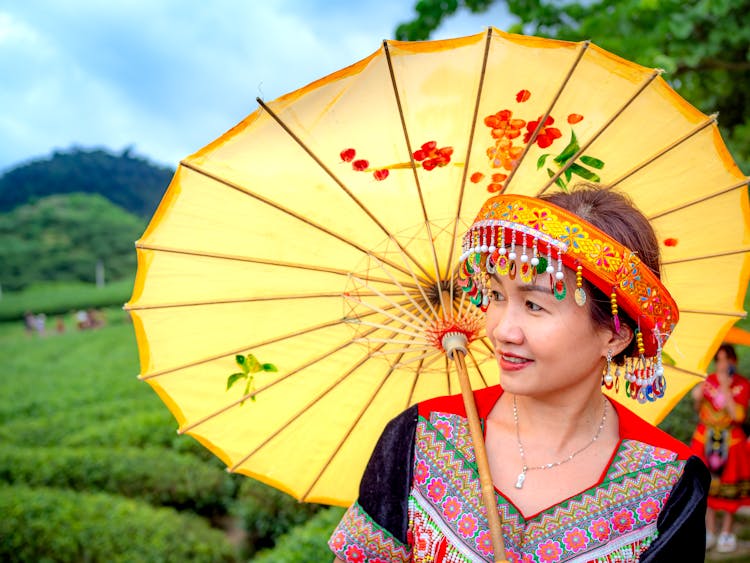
330, 193, 710, 562
691, 371, 750, 513
330, 386, 707, 562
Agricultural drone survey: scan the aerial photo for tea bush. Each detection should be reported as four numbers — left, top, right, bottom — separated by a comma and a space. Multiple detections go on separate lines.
0, 485, 238, 562
0, 444, 236, 514
231, 477, 322, 555
250, 505, 345, 563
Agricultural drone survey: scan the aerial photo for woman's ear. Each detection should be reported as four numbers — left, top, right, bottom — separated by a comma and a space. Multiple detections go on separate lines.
605, 322, 633, 358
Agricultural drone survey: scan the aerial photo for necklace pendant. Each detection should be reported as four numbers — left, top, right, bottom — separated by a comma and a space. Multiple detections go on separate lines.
515, 471, 526, 489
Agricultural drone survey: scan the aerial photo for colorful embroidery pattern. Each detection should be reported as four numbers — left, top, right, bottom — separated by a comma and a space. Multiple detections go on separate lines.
406, 412, 685, 562
328, 502, 410, 563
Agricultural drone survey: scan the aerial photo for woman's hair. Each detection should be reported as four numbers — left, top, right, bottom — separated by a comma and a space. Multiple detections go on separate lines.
715, 343, 738, 363
539, 184, 661, 362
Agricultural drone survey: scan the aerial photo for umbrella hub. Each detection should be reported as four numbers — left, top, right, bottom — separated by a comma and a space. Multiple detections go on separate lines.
426, 315, 482, 354
441, 331, 468, 359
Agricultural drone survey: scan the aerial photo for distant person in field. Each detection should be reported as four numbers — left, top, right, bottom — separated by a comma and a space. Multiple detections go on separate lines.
691, 343, 750, 553
87, 309, 105, 329
76, 309, 90, 330
24, 311, 35, 336
34, 313, 46, 337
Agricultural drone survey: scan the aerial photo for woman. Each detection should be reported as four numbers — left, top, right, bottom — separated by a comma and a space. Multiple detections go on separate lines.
691, 343, 750, 553
329, 187, 710, 562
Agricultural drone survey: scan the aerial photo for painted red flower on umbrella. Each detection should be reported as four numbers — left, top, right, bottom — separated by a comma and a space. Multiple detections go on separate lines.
339, 140, 453, 180
524, 115, 562, 149
485, 109, 526, 141
413, 141, 453, 170
471, 88, 605, 193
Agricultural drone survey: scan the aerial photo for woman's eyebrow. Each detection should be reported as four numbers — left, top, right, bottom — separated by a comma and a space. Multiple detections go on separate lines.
518, 284, 553, 295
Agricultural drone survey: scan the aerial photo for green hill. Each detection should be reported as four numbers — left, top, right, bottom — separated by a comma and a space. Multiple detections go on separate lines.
0, 193, 146, 291
0, 147, 173, 217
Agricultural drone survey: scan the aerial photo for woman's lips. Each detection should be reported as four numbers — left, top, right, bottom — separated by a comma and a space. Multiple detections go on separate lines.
498, 351, 532, 371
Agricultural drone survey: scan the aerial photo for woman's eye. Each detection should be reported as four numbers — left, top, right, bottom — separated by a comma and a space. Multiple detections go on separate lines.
488, 290, 503, 302
526, 300, 542, 312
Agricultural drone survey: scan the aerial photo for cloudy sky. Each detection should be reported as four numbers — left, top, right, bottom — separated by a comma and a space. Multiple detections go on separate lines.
0, 1, 513, 173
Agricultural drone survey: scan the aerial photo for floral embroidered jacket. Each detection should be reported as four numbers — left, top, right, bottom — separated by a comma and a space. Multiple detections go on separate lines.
329, 386, 709, 563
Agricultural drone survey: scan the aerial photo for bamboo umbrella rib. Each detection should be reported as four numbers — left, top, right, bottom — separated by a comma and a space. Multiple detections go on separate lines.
140, 318, 341, 381
607, 115, 718, 189
344, 290, 427, 332
678, 309, 746, 318
228, 340, 394, 472
347, 318, 425, 340
457, 285, 469, 318
668, 365, 707, 379
383, 39, 445, 314
371, 346, 431, 356
467, 349, 490, 388
421, 350, 446, 371
375, 257, 434, 322
366, 344, 433, 356
255, 98, 435, 285
134, 242, 416, 289
506, 40, 591, 194
139, 299, 410, 380
300, 348, 412, 501
354, 337, 431, 345
178, 333, 371, 435
537, 69, 662, 196
349, 274, 428, 328
399, 348, 445, 369
445, 28, 493, 283
662, 247, 750, 266
395, 348, 442, 367
126, 290, 405, 311
405, 358, 425, 408
182, 313, 416, 438
180, 159, 431, 286
477, 337, 495, 355
394, 242, 441, 320
648, 179, 750, 221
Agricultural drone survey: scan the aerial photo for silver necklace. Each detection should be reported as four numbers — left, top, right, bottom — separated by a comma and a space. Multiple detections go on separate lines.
513, 395, 608, 489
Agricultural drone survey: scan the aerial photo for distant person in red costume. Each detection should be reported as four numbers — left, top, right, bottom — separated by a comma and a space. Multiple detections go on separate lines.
691, 343, 750, 553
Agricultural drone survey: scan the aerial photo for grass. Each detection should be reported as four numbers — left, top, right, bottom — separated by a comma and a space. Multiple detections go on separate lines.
0, 306, 150, 424
0, 278, 134, 321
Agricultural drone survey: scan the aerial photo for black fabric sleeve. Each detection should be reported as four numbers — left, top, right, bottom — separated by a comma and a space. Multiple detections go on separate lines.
639, 455, 710, 562
357, 404, 419, 545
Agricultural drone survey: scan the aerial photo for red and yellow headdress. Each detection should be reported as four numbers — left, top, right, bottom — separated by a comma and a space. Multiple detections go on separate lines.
458, 194, 678, 402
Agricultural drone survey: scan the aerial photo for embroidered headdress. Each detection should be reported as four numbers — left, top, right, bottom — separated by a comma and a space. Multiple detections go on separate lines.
458, 194, 678, 403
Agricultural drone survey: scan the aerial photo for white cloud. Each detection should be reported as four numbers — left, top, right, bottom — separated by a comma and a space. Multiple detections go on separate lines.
0, 1, 512, 172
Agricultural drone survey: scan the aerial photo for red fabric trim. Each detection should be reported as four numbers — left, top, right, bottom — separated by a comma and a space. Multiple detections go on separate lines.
611, 396, 693, 460
417, 385, 692, 460
417, 385, 503, 420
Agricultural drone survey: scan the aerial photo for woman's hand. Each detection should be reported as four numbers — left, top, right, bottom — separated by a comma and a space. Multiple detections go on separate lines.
716, 370, 741, 421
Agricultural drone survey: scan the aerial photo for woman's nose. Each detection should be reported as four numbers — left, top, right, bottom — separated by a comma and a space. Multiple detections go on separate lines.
490, 307, 523, 345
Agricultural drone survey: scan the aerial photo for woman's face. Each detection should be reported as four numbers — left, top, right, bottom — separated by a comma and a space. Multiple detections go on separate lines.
715, 349, 735, 375
485, 266, 614, 399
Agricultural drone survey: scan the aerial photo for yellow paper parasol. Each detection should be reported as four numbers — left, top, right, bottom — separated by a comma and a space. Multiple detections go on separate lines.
126, 29, 750, 521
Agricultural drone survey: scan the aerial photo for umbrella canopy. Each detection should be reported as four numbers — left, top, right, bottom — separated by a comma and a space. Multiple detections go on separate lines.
126, 28, 750, 507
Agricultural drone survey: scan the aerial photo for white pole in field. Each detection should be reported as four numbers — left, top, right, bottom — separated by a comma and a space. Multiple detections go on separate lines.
95, 260, 105, 288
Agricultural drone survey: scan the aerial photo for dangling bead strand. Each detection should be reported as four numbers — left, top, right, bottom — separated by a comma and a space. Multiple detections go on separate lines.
611, 290, 621, 333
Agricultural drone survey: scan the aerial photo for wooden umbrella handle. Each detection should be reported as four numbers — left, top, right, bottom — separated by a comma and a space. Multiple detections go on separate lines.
453, 349, 509, 563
